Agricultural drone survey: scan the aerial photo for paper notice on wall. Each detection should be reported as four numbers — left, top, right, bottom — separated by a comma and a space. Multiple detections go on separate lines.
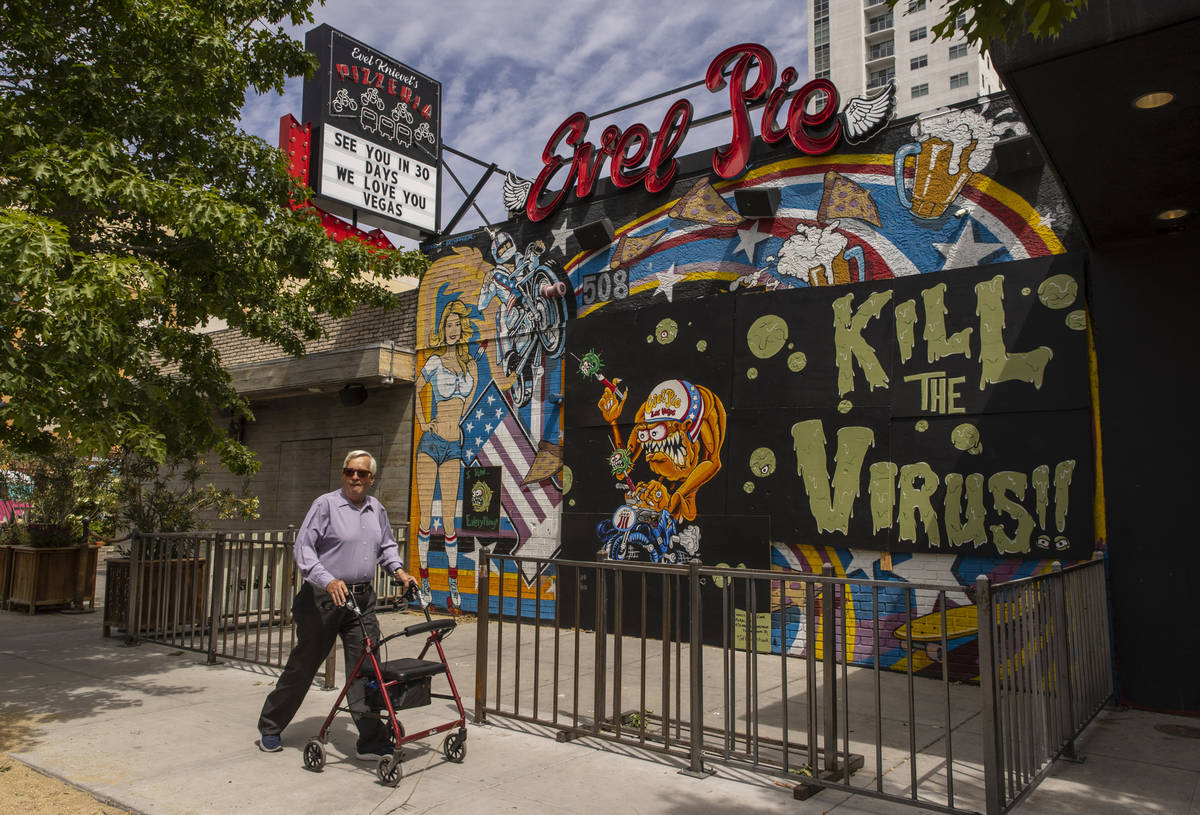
733, 608, 774, 653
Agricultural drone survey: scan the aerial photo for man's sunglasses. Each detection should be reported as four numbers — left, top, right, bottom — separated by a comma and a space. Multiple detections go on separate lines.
342, 468, 373, 479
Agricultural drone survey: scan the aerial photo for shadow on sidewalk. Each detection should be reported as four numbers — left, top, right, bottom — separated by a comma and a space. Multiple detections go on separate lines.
0, 609, 211, 754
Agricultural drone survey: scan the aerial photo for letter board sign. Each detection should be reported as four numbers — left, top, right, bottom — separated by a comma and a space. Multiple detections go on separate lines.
303, 24, 441, 237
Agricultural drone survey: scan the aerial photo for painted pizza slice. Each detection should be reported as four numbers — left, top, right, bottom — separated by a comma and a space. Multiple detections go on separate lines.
610, 227, 667, 269
668, 178, 745, 226
816, 170, 881, 227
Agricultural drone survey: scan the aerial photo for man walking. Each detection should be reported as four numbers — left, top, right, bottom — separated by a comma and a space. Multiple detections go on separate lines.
257, 450, 417, 758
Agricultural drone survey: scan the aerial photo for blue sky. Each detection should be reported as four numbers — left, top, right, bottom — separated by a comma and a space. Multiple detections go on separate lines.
238, 0, 809, 241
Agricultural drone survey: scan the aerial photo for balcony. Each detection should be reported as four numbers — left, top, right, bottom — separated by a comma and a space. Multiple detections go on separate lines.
865, 13, 895, 42
867, 69, 896, 90
867, 40, 896, 63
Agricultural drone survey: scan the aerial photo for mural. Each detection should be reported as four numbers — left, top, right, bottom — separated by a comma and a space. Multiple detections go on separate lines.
412, 93, 1093, 678
409, 238, 568, 613
564, 256, 1091, 560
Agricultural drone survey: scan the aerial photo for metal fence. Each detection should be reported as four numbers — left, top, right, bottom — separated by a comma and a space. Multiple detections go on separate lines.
475, 552, 1114, 815
978, 555, 1113, 813
105, 526, 410, 686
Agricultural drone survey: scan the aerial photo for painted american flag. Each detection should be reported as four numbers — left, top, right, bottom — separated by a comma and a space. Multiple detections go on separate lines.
461, 381, 561, 582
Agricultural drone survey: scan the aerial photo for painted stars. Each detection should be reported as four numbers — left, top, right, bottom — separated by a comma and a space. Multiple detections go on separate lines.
549, 221, 572, 255
734, 221, 771, 262
842, 548, 881, 578
653, 262, 686, 302
934, 220, 1004, 270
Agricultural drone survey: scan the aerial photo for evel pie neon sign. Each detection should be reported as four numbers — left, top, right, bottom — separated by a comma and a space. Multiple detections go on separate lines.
525, 43, 895, 223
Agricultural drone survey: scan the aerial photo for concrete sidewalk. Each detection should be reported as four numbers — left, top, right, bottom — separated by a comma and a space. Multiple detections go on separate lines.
1, 601, 1197, 814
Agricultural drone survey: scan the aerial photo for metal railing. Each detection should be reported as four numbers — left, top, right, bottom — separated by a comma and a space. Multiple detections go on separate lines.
978, 554, 1113, 814
476, 552, 1115, 815
476, 554, 985, 814
107, 525, 409, 688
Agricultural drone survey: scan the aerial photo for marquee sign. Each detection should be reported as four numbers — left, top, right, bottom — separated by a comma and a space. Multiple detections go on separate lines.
303, 25, 441, 237
518, 43, 897, 223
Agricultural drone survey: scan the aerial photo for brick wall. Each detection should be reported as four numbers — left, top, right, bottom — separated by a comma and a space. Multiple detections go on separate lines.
209, 289, 418, 368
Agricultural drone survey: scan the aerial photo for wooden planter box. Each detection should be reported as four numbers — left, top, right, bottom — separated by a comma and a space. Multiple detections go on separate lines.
6, 544, 99, 615
103, 557, 208, 637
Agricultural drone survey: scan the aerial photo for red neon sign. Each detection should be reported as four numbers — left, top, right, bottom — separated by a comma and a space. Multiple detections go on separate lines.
526, 43, 881, 223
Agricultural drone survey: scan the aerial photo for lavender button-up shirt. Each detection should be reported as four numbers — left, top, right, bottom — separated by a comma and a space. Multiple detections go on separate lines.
293, 488, 403, 590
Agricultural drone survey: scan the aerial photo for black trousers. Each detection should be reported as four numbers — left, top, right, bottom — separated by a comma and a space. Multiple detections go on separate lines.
257, 583, 389, 746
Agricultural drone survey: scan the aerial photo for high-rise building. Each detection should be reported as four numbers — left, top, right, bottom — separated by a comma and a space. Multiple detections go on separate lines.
810, 0, 1002, 117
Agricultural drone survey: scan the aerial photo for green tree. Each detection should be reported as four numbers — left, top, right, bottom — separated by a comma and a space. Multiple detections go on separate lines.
887, 0, 1089, 53
0, 0, 427, 476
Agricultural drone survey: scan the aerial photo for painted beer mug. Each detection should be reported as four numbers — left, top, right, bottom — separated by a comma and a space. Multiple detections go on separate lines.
893, 108, 1001, 220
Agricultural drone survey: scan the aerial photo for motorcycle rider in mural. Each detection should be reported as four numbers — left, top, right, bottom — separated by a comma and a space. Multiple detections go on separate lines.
477, 231, 567, 408
413, 298, 478, 610
596, 377, 727, 563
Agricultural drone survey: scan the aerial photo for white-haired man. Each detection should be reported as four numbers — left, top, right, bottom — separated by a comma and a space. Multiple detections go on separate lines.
257, 450, 417, 758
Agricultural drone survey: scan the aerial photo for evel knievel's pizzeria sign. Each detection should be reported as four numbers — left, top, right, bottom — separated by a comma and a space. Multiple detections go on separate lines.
303, 25, 441, 236
513, 43, 897, 222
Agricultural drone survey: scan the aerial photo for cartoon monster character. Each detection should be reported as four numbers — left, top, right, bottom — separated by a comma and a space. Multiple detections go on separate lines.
469, 480, 493, 513
598, 378, 726, 523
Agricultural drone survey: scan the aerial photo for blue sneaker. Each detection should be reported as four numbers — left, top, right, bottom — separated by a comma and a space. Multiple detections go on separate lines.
258, 733, 283, 752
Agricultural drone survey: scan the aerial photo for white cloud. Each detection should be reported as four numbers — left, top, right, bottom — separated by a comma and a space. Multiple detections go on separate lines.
240, 0, 810, 240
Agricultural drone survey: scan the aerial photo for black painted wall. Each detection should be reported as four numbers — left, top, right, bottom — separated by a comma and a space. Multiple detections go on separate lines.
1089, 231, 1200, 713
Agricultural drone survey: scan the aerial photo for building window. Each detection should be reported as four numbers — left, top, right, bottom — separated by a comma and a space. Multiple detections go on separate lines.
910, 54, 928, 70
910, 26, 927, 41
911, 83, 929, 99
814, 43, 830, 75
950, 71, 969, 89
956, 12, 968, 28
949, 43, 969, 60
868, 66, 895, 89
868, 12, 894, 33
813, 0, 830, 82
869, 40, 894, 60
907, 0, 926, 12
808, 88, 831, 114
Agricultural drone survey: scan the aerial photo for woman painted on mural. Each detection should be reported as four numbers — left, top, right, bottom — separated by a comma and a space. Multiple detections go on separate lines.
414, 298, 478, 610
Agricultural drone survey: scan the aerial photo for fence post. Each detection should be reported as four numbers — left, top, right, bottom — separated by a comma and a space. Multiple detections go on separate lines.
282, 526, 296, 627
1050, 561, 1076, 759
977, 575, 1003, 815
821, 562, 837, 773
206, 533, 225, 665
71, 520, 90, 610
475, 548, 492, 724
593, 563, 608, 734
684, 559, 706, 777
125, 529, 143, 646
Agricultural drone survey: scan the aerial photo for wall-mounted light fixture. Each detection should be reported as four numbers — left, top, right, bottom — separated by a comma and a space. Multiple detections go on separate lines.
338, 383, 368, 406
573, 218, 614, 251
734, 187, 780, 218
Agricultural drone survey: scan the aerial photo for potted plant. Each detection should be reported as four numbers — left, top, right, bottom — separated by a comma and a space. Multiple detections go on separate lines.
1, 448, 107, 614
103, 455, 258, 635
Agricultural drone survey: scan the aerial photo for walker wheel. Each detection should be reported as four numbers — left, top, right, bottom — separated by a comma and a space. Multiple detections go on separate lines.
443, 729, 467, 763
377, 752, 403, 786
302, 739, 325, 772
